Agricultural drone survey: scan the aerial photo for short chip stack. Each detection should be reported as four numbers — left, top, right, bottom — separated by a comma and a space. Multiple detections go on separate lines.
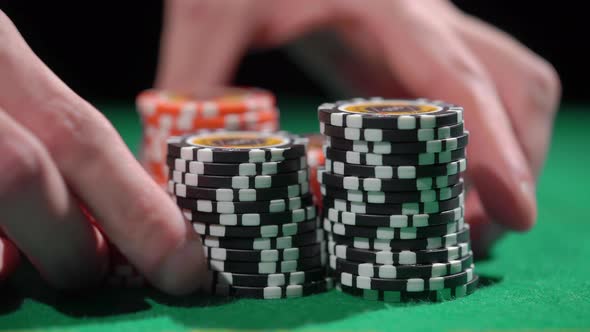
136, 88, 280, 186
166, 130, 332, 299
317, 98, 478, 302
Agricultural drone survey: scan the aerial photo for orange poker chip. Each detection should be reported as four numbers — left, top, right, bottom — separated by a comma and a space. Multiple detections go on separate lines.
136, 87, 275, 119
304, 134, 326, 211
142, 109, 279, 130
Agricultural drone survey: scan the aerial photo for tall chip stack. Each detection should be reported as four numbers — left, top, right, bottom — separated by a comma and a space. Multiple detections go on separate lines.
166, 131, 332, 299
317, 98, 478, 302
136, 88, 280, 187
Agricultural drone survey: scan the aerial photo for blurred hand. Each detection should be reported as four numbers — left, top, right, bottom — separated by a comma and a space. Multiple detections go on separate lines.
0, 11, 206, 294
156, 0, 560, 253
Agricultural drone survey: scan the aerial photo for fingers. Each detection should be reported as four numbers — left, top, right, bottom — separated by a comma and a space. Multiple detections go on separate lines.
356, 1, 536, 230
464, 189, 506, 258
0, 110, 107, 289
156, 0, 262, 95
0, 12, 207, 294
451, 14, 561, 175
0, 235, 20, 282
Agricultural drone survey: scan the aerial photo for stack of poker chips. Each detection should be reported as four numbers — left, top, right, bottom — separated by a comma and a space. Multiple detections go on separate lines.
166, 130, 332, 299
317, 98, 478, 302
136, 87, 280, 186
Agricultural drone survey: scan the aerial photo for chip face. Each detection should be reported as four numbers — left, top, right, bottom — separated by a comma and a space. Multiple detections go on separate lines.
187, 131, 290, 149
338, 100, 443, 116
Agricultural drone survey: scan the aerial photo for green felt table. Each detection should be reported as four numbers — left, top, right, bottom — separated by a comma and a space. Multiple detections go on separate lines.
1, 99, 589, 332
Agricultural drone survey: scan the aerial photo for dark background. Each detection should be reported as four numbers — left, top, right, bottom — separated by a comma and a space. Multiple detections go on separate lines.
1, 2, 585, 103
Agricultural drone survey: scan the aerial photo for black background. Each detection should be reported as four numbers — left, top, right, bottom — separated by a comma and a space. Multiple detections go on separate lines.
1, 1, 586, 102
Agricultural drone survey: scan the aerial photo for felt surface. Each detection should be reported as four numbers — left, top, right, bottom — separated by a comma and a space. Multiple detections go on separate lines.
0, 99, 589, 332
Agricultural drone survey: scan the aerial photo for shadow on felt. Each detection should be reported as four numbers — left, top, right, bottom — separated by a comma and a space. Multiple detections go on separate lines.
0, 258, 503, 331
0, 262, 377, 331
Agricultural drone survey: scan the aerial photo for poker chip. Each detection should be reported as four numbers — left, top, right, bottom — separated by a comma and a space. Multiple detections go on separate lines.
318, 168, 462, 191
327, 241, 471, 265
203, 229, 324, 250
167, 131, 307, 163
304, 133, 326, 209
209, 268, 326, 287
320, 181, 464, 203
202, 229, 324, 250
324, 194, 464, 215
138, 88, 275, 116
194, 219, 319, 238
175, 194, 313, 214
327, 225, 471, 251
210, 277, 334, 299
337, 266, 474, 292
323, 146, 466, 166
203, 243, 325, 262
169, 181, 310, 201
320, 122, 465, 142
317, 98, 463, 130
325, 206, 464, 228
330, 253, 474, 279
324, 158, 466, 179
183, 205, 316, 226
318, 97, 477, 301
167, 156, 307, 176
169, 168, 309, 189
326, 134, 469, 154
207, 253, 326, 274
322, 218, 465, 240
338, 275, 479, 303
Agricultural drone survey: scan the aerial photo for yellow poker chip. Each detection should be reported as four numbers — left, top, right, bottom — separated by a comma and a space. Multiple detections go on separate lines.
167, 130, 308, 163
318, 98, 463, 130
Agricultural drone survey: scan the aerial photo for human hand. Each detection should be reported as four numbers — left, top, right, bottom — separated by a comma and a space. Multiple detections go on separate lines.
156, 0, 560, 252
0, 11, 207, 294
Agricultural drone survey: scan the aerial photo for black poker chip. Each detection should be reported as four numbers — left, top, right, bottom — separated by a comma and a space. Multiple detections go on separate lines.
207, 254, 326, 274
324, 158, 466, 179
326, 224, 471, 251
175, 194, 313, 215
194, 219, 319, 238
323, 194, 464, 215
169, 169, 308, 189
323, 218, 465, 241
167, 156, 307, 176
329, 253, 473, 279
202, 229, 325, 250
324, 146, 466, 166
326, 134, 469, 154
320, 181, 464, 204
317, 168, 462, 191
203, 243, 325, 262
325, 206, 464, 228
336, 266, 475, 292
210, 277, 333, 299
209, 268, 326, 287
168, 181, 309, 201
317, 98, 463, 130
327, 241, 471, 265
320, 122, 465, 142
184, 205, 316, 226
338, 275, 479, 302
167, 131, 307, 162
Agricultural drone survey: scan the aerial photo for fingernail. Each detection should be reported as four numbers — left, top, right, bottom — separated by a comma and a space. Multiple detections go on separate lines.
155, 235, 207, 296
